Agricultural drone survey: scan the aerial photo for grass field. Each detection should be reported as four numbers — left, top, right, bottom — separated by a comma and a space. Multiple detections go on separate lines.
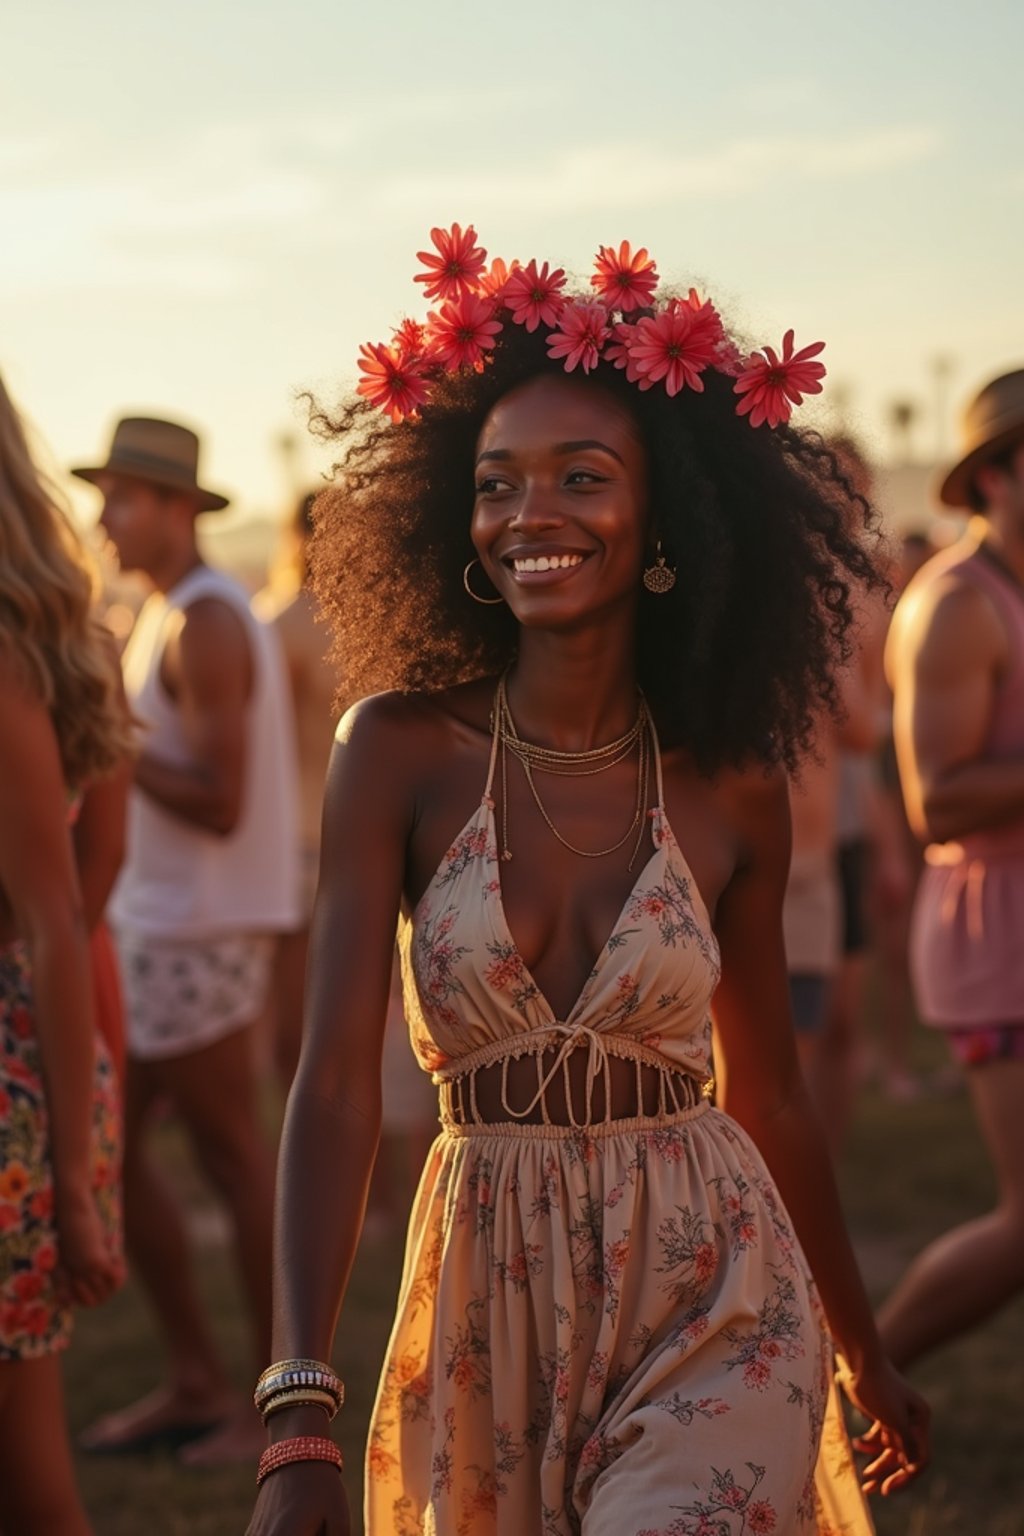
66, 1055, 1024, 1535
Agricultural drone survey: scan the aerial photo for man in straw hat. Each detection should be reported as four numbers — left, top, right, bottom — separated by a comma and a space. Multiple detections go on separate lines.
74, 416, 300, 1462
881, 369, 1024, 1369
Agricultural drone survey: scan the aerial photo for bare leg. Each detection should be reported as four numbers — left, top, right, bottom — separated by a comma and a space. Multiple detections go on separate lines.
0, 1356, 92, 1535
878, 1056, 1024, 1369
808, 952, 868, 1155
157, 1025, 276, 1464
269, 926, 309, 1092
80, 1059, 233, 1451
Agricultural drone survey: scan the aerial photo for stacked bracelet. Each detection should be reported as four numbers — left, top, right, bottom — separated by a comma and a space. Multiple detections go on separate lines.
255, 1358, 345, 1424
256, 1436, 343, 1488
262, 1387, 338, 1421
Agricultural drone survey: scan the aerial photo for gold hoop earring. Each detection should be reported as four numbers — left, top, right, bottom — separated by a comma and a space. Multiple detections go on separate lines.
463, 558, 504, 605
642, 540, 677, 594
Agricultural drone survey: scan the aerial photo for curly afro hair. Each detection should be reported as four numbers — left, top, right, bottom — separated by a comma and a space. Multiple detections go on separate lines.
308, 312, 884, 775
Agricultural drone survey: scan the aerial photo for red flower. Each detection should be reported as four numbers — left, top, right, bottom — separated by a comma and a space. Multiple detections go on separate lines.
414, 222, 487, 302
673, 288, 726, 351
478, 256, 519, 302
10, 1006, 32, 1041
546, 301, 611, 375
427, 293, 502, 371
733, 330, 826, 428
627, 302, 721, 397
22, 1302, 51, 1338
591, 240, 658, 312
504, 259, 566, 332
391, 317, 429, 358
12, 1271, 44, 1302
356, 341, 432, 424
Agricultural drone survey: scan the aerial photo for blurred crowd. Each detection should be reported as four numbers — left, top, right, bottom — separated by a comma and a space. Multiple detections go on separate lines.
1, 365, 1022, 1530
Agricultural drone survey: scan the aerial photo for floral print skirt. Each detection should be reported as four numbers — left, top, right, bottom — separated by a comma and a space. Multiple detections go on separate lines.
366, 1102, 872, 1536
0, 942, 122, 1360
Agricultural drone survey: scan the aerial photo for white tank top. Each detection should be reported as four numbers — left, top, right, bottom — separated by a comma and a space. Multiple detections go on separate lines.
111, 565, 301, 939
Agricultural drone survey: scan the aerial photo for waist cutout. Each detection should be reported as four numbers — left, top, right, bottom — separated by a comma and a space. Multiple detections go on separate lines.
435, 1025, 711, 1130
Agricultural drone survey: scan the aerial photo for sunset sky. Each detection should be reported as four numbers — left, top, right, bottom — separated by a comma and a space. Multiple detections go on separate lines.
3, 0, 1022, 528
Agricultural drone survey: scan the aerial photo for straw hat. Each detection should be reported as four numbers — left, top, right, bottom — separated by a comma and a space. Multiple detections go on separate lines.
72, 416, 229, 512
939, 369, 1024, 509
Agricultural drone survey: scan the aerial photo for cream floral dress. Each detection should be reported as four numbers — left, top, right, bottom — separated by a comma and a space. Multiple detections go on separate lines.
367, 716, 873, 1536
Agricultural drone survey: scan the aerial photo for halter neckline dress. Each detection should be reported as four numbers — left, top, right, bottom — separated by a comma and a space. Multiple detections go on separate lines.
368, 705, 872, 1535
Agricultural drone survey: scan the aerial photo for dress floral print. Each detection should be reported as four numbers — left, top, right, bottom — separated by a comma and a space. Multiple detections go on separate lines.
374, 718, 873, 1535
0, 941, 122, 1359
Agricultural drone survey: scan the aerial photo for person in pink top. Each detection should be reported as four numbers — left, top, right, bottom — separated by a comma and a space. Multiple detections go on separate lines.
882, 368, 1024, 1367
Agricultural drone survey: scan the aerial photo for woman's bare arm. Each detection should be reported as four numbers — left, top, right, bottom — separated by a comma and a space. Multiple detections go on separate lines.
73, 760, 131, 931
712, 768, 881, 1368
0, 658, 120, 1304
264, 692, 418, 1444
711, 766, 928, 1490
0, 660, 94, 1204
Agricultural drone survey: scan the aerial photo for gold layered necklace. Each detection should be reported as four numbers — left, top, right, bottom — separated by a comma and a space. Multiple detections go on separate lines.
494, 673, 652, 869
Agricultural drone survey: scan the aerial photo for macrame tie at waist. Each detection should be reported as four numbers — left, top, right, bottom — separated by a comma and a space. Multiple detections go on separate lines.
434, 1025, 710, 1131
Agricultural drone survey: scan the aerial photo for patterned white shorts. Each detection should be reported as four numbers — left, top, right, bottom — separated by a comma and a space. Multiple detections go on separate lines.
114, 929, 273, 1061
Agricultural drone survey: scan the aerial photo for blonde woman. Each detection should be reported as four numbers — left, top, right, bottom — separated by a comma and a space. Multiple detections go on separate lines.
0, 375, 130, 1534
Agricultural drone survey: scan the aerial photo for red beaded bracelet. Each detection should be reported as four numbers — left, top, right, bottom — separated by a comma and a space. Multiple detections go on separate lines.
256, 1436, 344, 1488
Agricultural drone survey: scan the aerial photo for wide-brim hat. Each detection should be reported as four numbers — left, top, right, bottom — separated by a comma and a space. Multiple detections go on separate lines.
939, 368, 1024, 509
72, 416, 229, 512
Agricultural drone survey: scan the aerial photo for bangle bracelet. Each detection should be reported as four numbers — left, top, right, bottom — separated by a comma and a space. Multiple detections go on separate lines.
254, 1359, 344, 1415
262, 1387, 338, 1422
256, 1436, 343, 1488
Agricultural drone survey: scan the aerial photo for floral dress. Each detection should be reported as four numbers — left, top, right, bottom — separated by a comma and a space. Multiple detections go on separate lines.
367, 716, 873, 1536
0, 938, 122, 1360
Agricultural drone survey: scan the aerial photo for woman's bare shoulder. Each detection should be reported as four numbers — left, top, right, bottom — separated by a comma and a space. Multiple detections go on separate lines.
336, 678, 496, 749
709, 758, 789, 833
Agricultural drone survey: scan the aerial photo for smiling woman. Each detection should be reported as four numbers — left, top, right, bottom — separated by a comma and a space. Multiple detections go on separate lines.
247, 231, 929, 1536
309, 290, 874, 774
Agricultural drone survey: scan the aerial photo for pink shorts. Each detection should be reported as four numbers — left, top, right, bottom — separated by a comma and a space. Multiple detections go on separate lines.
946, 1024, 1024, 1069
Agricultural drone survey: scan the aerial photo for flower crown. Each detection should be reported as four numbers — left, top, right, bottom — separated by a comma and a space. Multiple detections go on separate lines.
356, 224, 826, 431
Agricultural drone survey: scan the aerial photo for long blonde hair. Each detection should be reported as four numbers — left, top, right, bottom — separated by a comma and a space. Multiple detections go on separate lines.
0, 374, 134, 784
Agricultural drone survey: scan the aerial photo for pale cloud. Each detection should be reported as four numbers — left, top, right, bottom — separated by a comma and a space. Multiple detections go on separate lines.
373, 126, 943, 216
0, 124, 336, 294
0, 119, 941, 296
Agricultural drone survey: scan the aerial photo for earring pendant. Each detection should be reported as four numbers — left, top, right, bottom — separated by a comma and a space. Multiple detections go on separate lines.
643, 542, 676, 594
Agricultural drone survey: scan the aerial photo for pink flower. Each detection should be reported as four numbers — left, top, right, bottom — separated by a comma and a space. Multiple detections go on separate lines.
604, 321, 643, 380
414, 223, 487, 302
546, 301, 611, 375
478, 256, 520, 302
694, 1242, 718, 1286
504, 259, 567, 332
427, 293, 502, 371
627, 303, 721, 397
733, 330, 826, 428
356, 341, 432, 423
591, 241, 658, 312
743, 1357, 772, 1390
748, 1499, 778, 1534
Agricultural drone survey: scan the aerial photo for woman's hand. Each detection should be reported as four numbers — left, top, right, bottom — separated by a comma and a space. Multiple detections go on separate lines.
55, 1188, 123, 1309
245, 1463, 351, 1536
839, 1353, 930, 1495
